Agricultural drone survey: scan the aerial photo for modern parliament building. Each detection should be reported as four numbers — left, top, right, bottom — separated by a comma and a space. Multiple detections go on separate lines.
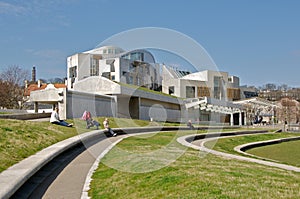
30, 46, 265, 126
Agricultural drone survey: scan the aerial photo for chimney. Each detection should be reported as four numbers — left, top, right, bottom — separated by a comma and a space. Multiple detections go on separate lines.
32, 66, 36, 82
38, 79, 41, 88
24, 80, 28, 88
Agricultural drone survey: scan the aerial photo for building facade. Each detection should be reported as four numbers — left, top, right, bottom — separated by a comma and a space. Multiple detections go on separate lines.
29, 45, 250, 125
162, 65, 241, 101
67, 46, 161, 92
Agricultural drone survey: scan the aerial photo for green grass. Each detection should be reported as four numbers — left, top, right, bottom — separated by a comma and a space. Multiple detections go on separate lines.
0, 117, 166, 173
89, 130, 300, 199
0, 119, 78, 172
247, 139, 300, 167
204, 132, 300, 156
0, 112, 10, 115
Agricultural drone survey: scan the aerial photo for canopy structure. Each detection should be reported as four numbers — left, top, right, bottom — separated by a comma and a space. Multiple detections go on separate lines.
233, 97, 277, 125
184, 97, 243, 114
184, 97, 244, 126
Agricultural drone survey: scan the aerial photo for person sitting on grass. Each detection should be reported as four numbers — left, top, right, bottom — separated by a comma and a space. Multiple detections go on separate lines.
81, 110, 100, 130
50, 107, 73, 127
103, 118, 117, 137
187, 119, 195, 130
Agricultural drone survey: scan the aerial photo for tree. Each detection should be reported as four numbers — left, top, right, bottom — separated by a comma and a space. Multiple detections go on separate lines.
277, 97, 299, 124
0, 65, 29, 109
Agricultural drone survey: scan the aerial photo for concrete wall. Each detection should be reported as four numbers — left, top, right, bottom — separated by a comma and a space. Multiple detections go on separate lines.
139, 97, 182, 122
73, 76, 121, 95
140, 106, 182, 122
66, 91, 116, 119
0, 112, 51, 120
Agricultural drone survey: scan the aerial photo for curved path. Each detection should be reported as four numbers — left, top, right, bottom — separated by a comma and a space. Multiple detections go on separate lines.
1, 126, 191, 199
11, 133, 123, 199
177, 131, 300, 172
3, 126, 289, 199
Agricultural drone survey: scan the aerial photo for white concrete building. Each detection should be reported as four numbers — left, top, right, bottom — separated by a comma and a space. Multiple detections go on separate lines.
162, 65, 241, 101
67, 46, 161, 92
29, 45, 253, 125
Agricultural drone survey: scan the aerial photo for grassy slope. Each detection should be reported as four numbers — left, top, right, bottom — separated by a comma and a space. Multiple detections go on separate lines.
89, 131, 300, 199
205, 132, 300, 156
247, 139, 300, 167
0, 117, 156, 173
0, 119, 78, 172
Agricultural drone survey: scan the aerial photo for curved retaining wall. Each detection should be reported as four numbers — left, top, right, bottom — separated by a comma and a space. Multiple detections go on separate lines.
0, 113, 51, 120
0, 125, 238, 199
237, 136, 300, 152
177, 130, 300, 173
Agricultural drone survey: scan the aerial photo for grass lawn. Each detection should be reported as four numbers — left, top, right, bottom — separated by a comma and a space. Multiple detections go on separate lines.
204, 132, 300, 156
247, 139, 300, 167
0, 119, 79, 172
0, 112, 10, 114
0, 117, 163, 173
89, 130, 300, 199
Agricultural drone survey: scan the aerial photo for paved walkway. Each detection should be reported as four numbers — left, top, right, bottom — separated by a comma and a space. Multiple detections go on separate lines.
177, 132, 300, 172
10, 133, 124, 199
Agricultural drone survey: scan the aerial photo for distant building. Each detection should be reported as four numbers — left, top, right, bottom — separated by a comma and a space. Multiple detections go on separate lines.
259, 88, 300, 102
162, 66, 241, 101
240, 85, 258, 99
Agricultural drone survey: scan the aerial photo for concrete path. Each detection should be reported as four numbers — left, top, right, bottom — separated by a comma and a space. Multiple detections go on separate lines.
177, 133, 300, 172
11, 133, 123, 199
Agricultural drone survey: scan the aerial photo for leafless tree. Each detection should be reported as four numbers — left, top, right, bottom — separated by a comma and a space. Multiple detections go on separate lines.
0, 65, 29, 109
277, 97, 299, 124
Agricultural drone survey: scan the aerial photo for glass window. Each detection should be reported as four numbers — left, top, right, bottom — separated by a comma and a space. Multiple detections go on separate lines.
90, 58, 99, 76
69, 66, 77, 78
186, 86, 195, 98
169, 86, 175, 95
214, 76, 223, 99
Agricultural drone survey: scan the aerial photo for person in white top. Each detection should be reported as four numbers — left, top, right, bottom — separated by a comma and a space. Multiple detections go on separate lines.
50, 107, 73, 127
103, 118, 116, 136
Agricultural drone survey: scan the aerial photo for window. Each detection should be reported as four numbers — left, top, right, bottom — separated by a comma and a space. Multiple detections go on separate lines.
214, 76, 224, 99
106, 59, 115, 72
90, 58, 99, 76
69, 66, 77, 78
186, 86, 195, 98
169, 86, 175, 95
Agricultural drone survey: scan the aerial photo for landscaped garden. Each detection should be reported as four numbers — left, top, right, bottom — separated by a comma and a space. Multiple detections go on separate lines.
1, 118, 299, 198
89, 130, 300, 198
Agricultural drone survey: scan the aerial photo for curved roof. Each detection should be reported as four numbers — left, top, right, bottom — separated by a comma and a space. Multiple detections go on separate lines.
120, 49, 156, 63
83, 46, 125, 55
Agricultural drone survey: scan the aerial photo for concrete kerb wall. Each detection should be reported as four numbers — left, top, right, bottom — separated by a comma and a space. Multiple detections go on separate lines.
0, 113, 51, 120
0, 125, 240, 198
177, 130, 300, 173
0, 126, 196, 199
234, 136, 300, 161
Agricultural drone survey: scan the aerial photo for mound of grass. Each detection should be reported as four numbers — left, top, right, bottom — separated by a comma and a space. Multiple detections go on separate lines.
204, 132, 300, 156
247, 139, 300, 167
0, 119, 78, 172
0, 117, 168, 173
89, 130, 300, 198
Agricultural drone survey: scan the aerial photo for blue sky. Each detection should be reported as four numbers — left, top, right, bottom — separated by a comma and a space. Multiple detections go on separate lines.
0, 0, 299, 87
